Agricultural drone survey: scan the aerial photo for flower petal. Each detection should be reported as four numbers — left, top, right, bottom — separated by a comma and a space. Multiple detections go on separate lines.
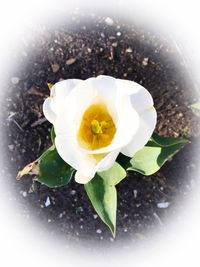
75, 171, 92, 184
74, 149, 120, 184
121, 107, 157, 157
43, 79, 81, 124
92, 75, 118, 121
55, 133, 120, 183
54, 77, 99, 136
94, 149, 121, 172
43, 98, 57, 124
51, 79, 82, 114
55, 134, 96, 177
116, 78, 154, 112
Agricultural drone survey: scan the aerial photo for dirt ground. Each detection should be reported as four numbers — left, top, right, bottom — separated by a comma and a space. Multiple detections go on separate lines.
1, 13, 200, 249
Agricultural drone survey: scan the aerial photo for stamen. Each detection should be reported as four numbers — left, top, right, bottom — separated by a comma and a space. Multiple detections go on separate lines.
78, 103, 116, 150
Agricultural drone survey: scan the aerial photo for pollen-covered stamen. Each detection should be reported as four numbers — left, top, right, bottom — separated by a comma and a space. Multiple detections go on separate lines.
78, 103, 116, 150
91, 120, 107, 134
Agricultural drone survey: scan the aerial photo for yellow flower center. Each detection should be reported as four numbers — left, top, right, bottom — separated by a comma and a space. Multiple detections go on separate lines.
78, 104, 116, 150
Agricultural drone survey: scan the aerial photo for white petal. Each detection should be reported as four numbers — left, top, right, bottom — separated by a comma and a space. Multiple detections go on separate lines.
55, 133, 120, 184
55, 134, 96, 177
50, 79, 82, 114
75, 171, 93, 184
116, 78, 154, 112
121, 107, 157, 157
92, 75, 118, 121
54, 77, 99, 136
94, 149, 121, 172
74, 149, 120, 184
43, 98, 57, 124
43, 79, 81, 124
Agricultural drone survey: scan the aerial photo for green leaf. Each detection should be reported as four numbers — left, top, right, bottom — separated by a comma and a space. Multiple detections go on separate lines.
85, 174, 117, 237
36, 146, 74, 188
128, 135, 188, 175
190, 102, 200, 117
17, 145, 74, 188
98, 162, 126, 186
151, 132, 188, 146
50, 127, 56, 145
116, 153, 131, 169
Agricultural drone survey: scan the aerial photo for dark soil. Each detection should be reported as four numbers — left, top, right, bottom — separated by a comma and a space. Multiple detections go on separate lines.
2, 13, 200, 249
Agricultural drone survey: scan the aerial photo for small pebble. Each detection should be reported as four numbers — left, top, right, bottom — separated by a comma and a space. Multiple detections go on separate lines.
112, 42, 118, 47
93, 214, 98, 219
8, 144, 14, 151
123, 213, 128, 219
105, 17, 114, 26
45, 197, 51, 207
66, 58, 76, 65
116, 32, 121, 36
157, 202, 170, 209
96, 229, 102, 234
142, 57, 149, 66
11, 77, 19, 84
22, 191, 27, 197
126, 47, 133, 53
133, 189, 137, 198
70, 190, 76, 196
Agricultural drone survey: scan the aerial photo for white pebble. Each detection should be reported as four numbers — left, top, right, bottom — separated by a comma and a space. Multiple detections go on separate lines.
142, 57, 149, 66
11, 77, 19, 84
124, 227, 128, 232
93, 214, 98, 219
133, 189, 137, 198
70, 190, 76, 196
96, 229, 102, 234
126, 47, 133, 53
105, 17, 114, 26
116, 32, 121, 36
8, 144, 14, 151
157, 202, 170, 209
45, 197, 51, 207
22, 191, 27, 197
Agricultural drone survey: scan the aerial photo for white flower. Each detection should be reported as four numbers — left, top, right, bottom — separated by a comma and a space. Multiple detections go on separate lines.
43, 76, 157, 184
